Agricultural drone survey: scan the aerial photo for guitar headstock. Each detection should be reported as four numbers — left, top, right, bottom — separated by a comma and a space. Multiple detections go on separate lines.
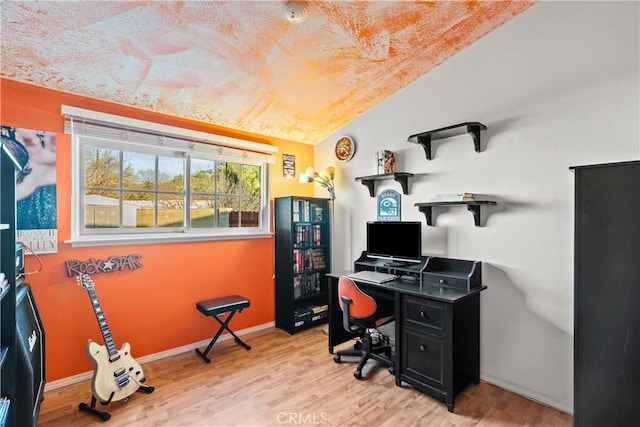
77, 273, 95, 290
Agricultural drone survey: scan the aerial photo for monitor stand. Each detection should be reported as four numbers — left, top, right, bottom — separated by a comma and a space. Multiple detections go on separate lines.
385, 261, 408, 268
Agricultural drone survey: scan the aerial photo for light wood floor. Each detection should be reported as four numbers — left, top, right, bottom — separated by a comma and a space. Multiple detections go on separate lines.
38, 326, 572, 426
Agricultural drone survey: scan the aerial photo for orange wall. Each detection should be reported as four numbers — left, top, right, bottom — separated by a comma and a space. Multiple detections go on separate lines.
0, 79, 315, 382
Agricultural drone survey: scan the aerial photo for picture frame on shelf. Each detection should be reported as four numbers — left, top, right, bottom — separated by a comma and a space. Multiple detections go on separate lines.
377, 189, 401, 221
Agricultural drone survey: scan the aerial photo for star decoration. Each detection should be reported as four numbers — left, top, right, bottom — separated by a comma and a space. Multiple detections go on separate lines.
102, 259, 115, 271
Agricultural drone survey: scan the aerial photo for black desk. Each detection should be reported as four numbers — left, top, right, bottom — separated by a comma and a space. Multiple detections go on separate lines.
328, 270, 486, 413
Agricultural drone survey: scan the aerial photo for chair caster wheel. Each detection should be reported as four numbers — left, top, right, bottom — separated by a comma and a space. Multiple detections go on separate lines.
354, 370, 362, 380
333, 355, 341, 363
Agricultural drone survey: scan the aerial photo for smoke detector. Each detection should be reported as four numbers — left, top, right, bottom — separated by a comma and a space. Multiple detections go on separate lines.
284, 1, 308, 24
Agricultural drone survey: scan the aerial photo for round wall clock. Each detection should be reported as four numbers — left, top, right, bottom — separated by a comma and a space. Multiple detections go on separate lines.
334, 136, 356, 162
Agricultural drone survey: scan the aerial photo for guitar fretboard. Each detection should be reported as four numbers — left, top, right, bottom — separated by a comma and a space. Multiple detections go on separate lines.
86, 286, 119, 359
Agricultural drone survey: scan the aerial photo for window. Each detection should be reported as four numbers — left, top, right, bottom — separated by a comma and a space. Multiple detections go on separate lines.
63, 106, 276, 247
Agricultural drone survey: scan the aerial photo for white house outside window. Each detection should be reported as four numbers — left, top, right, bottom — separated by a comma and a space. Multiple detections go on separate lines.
62, 106, 276, 247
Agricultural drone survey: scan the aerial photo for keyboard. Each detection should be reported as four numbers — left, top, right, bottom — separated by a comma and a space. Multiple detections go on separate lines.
348, 270, 398, 284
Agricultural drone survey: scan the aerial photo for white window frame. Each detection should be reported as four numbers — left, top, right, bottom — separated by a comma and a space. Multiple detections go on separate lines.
62, 106, 277, 247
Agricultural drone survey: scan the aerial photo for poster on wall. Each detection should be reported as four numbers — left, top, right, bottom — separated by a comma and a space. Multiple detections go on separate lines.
377, 189, 400, 221
1, 126, 58, 254
282, 153, 296, 179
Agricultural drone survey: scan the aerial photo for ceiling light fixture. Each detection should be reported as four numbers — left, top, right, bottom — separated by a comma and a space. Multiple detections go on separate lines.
284, 1, 308, 24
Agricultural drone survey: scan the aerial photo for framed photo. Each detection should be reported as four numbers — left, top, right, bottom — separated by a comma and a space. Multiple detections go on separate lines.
282, 153, 296, 179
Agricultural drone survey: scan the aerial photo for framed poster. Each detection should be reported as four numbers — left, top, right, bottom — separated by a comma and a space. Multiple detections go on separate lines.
377, 189, 400, 221
1, 125, 58, 254
282, 153, 296, 179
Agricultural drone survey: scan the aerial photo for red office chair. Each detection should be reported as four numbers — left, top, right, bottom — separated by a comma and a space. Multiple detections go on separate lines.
333, 276, 395, 379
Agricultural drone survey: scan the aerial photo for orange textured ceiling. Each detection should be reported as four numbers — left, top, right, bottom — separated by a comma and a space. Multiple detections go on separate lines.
1, 1, 536, 144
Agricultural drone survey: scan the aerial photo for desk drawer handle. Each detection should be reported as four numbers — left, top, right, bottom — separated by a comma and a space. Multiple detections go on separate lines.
419, 345, 427, 351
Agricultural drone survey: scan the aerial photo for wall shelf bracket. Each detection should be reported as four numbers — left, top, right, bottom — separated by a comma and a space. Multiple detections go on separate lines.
466, 204, 482, 227
415, 200, 496, 227
355, 172, 414, 197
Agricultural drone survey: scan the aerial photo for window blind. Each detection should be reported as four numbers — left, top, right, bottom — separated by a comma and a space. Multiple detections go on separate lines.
61, 105, 277, 165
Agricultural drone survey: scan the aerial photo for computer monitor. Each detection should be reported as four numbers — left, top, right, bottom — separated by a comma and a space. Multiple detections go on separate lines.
366, 221, 422, 266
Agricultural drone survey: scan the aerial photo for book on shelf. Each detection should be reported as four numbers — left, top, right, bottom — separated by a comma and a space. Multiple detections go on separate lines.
292, 199, 312, 222
428, 193, 495, 202
311, 204, 324, 222
310, 312, 327, 322
293, 303, 328, 327
303, 200, 310, 222
293, 275, 302, 299
294, 224, 322, 247
310, 248, 326, 270
383, 150, 396, 174
294, 304, 314, 318
293, 304, 314, 327
293, 200, 299, 222
310, 303, 328, 314
376, 150, 396, 174
293, 272, 322, 299
293, 249, 326, 274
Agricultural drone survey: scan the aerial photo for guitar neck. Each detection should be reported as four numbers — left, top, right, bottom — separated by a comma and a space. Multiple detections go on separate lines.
86, 286, 119, 358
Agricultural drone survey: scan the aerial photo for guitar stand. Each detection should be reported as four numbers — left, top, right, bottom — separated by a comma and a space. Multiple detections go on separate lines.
79, 385, 155, 421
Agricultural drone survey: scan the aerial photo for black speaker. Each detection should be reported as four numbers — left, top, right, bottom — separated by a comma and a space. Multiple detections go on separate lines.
15, 284, 45, 427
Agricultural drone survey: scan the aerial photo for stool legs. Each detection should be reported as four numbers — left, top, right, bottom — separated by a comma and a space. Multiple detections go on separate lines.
195, 309, 251, 363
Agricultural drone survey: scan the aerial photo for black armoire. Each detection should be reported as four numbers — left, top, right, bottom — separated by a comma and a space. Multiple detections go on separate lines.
572, 160, 639, 427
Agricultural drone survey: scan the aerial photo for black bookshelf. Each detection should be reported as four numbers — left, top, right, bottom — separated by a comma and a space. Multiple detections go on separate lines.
1, 140, 24, 427
274, 196, 330, 334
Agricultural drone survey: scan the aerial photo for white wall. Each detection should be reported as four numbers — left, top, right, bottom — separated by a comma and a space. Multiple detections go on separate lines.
314, 1, 639, 414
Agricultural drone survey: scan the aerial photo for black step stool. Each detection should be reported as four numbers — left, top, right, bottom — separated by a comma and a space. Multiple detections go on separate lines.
195, 295, 251, 363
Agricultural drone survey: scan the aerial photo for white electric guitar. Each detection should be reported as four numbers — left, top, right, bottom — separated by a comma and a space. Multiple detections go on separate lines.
77, 273, 148, 404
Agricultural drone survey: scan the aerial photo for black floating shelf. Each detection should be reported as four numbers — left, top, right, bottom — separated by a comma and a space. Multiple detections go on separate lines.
415, 200, 496, 227
355, 172, 414, 197
407, 122, 486, 160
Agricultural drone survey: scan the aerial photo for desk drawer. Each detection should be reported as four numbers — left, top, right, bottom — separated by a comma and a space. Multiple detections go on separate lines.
401, 326, 447, 392
422, 272, 469, 290
402, 296, 449, 336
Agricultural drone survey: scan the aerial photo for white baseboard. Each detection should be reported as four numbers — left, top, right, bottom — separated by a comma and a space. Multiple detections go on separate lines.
480, 372, 573, 415
44, 321, 275, 392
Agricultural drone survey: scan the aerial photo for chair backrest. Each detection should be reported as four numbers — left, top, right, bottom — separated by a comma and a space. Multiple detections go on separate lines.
338, 277, 377, 320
